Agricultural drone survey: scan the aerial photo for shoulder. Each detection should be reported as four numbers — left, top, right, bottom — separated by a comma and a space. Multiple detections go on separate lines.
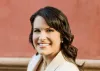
27, 54, 42, 71
56, 61, 79, 71
27, 54, 36, 71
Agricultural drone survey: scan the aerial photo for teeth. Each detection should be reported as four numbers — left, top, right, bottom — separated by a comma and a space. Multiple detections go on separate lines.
39, 44, 49, 46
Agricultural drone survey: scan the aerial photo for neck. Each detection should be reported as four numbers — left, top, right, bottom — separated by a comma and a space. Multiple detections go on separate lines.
42, 55, 53, 66
42, 52, 59, 66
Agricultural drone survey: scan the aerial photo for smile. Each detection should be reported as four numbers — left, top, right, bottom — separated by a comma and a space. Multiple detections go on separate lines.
38, 43, 50, 46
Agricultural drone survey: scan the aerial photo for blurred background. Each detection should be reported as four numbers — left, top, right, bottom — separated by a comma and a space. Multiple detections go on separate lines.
0, 0, 100, 59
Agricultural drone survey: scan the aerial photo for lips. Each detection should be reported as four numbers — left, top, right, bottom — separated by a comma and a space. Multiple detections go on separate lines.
39, 43, 50, 46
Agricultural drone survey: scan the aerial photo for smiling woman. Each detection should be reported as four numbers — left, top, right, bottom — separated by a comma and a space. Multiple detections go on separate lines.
33, 16, 61, 56
27, 6, 82, 71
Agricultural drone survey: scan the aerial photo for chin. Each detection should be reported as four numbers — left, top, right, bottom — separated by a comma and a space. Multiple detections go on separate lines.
39, 52, 50, 56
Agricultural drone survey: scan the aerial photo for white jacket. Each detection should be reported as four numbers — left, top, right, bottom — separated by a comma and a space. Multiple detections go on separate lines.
27, 51, 79, 71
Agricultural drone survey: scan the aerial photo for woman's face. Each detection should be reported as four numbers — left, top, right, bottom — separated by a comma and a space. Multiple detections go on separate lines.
32, 16, 61, 56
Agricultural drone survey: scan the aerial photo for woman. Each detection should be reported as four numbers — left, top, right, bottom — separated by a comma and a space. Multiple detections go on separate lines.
27, 6, 80, 71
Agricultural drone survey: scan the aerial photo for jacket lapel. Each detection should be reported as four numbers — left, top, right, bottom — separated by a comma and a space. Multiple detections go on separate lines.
30, 51, 66, 71
28, 54, 42, 71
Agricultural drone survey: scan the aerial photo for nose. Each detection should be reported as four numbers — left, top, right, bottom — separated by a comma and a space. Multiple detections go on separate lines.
38, 31, 47, 41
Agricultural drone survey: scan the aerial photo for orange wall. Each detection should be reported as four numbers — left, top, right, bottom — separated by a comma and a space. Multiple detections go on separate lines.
0, 0, 100, 59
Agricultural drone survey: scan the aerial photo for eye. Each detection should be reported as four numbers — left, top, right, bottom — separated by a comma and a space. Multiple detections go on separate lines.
46, 29, 54, 32
33, 29, 40, 32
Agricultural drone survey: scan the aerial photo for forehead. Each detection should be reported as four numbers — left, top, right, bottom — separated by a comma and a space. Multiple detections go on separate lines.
33, 16, 50, 28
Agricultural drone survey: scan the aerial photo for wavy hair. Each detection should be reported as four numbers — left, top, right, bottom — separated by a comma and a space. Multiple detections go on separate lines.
29, 6, 83, 71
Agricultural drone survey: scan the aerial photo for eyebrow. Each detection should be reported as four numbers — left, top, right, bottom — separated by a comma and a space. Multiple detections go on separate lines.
34, 27, 53, 30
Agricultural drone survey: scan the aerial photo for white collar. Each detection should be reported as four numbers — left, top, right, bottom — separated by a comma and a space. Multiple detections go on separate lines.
27, 51, 66, 71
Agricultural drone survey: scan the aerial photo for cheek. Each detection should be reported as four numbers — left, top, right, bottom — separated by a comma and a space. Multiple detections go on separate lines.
32, 34, 38, 45
51, 35, 61, 45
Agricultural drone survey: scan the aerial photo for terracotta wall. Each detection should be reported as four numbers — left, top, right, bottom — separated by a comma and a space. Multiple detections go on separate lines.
0, 0, 100, 59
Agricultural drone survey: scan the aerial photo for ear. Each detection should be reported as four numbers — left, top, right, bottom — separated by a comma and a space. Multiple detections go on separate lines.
60, 35, 63, 42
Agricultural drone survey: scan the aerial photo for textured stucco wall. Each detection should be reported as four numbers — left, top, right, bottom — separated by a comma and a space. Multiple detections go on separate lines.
0, 0, 100, 59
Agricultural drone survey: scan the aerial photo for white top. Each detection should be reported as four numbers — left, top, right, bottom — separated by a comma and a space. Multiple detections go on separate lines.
27, 51, 79, 71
